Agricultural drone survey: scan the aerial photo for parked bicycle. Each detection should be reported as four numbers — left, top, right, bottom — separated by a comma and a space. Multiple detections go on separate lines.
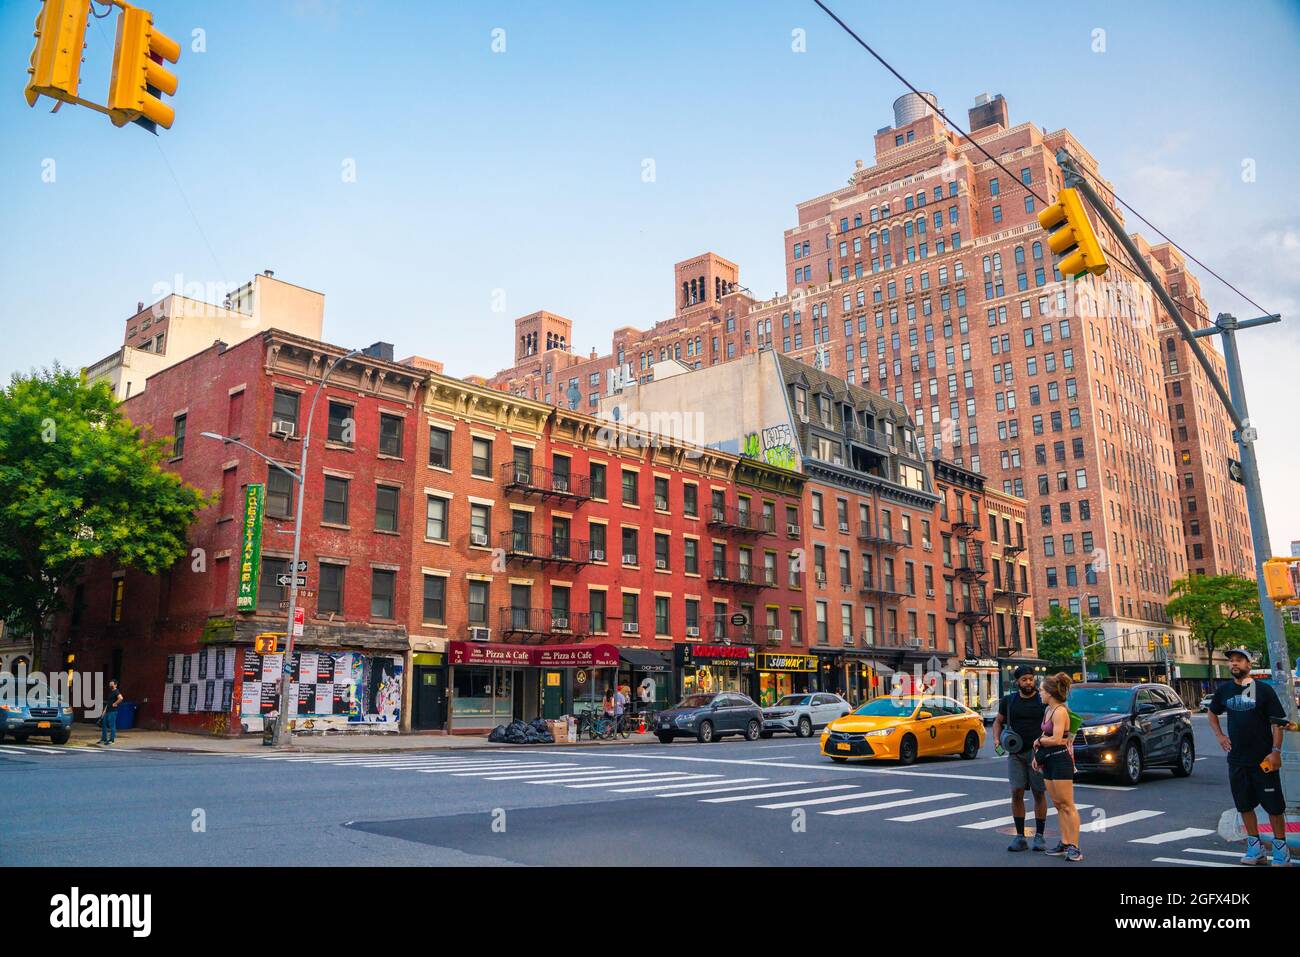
576, 710, 616, 741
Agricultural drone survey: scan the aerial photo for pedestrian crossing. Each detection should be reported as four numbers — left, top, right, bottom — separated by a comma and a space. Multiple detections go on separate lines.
240, 750, 1244, 860
0, 743, 123, 758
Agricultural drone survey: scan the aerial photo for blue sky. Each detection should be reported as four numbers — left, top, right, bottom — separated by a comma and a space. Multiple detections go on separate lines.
3, 0, 1299, 549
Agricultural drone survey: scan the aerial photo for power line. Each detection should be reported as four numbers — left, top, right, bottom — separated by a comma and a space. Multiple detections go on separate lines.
810, 0, 1274, 320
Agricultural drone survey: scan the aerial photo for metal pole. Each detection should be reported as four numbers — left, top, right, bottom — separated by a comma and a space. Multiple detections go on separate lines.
272, 349, 360, 748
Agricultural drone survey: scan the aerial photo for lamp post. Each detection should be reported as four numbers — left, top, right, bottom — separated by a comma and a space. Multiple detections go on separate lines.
202, 347, 361, 747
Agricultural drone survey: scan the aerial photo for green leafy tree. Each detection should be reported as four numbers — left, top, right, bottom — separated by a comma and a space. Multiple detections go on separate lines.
1036, 605, 1100, 666
1167, 574, 1263, 673
0, 367, 209, 669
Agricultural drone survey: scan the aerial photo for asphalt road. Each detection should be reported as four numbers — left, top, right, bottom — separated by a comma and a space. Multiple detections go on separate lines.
0, 714, 1253, 867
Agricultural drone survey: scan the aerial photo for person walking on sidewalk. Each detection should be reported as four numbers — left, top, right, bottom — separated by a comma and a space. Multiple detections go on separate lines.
98, 680, 123, 745
991, 665, 1049, 852
1207, 648, 1291, 867
1034, 672, 1083, 862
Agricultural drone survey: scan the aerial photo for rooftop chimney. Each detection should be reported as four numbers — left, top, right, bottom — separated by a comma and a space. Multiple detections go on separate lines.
361, 341, 394, 363
968, 93, 1009, 132
263, 269, 274, 278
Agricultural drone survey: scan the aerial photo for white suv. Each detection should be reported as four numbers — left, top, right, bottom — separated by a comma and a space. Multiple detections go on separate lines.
761, 692, 851, 738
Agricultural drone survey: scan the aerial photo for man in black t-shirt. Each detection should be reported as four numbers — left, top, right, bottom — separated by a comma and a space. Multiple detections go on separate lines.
1207, 648, 1289, 867
990, 665, 1048, 852
98, 680, 123, 745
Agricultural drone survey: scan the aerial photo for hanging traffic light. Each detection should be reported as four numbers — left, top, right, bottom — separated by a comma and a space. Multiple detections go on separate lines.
107, 4, 180, 131
24, 0, 92, 109
1037, 187, 1109, 279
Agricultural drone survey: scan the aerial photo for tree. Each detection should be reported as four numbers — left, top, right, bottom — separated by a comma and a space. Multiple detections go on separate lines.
0, 367, 209, 669
1167, 574, 1262, 673
1036, 605, 1100, 666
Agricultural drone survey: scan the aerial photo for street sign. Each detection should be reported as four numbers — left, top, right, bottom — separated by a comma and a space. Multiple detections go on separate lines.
1227, 457, 1244, 485
295, 560, 309, 572
277, 591, 314, 609
292, 607, 304, 638
276, 574, 308, 587
729, 613, 748, 627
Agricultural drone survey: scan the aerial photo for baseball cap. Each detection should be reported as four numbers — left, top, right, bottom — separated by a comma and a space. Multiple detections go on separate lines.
1013, 665, 1035, 679
1224, 647, 1253, 661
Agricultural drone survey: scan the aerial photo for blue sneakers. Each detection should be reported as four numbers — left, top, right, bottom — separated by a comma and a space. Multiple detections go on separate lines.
1271, 840, 1292, 867
1241, 837, 1268, 865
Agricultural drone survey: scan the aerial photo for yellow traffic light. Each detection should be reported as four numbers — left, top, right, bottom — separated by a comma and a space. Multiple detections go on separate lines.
24, 0, 91, 108
254, 634, 280, 655
1263, 559, 1297, 604
107, 5, 180, 130
1037, 187, 1109, 279
1147, 638, 1155, 652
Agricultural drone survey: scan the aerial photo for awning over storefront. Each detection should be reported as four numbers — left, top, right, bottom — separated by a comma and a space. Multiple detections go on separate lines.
448, 641, 618, 668
867, 660, 895, 676
674, 643, 757, 667
619, 648, 672, 672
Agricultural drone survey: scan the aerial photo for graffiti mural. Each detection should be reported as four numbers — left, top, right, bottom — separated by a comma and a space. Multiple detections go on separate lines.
741, 423, 799, 471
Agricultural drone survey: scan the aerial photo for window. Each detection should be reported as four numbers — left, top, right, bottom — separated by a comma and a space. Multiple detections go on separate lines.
328, 401, 353, 444
471, 437, 492, 477
378, 413, 404, 457
590, 462, 607, 499
684, 538, 699, 574
683, 483, 698, 517
622, 527, 639, 565
319, 563, 344, 615
428, 496, 449, 540
589, 590, 607, 632
655, 532, 670, 569
375, 485, 399, 532
111, 577, 124, 622
655, 597, 670, 635
622, 593, 639, 632
273, 389, 299, 431
654, 476, 670, 511
622, 469, 639, 505
589, 522, 607, 560
172, 414, 186, 457
258, 557, 287, 611
266, 467, 293, 518
468, 580, 489, 625
470, 504, 491, 546
422, 574, 446, 624
428, 426, 451, 468
323, 476, 349, 525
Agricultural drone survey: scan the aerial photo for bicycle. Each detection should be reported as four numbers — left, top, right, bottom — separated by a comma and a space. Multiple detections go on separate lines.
576, 711, 616, 741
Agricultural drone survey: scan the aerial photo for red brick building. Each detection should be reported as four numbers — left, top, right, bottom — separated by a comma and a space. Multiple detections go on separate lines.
62, 330, 422, 734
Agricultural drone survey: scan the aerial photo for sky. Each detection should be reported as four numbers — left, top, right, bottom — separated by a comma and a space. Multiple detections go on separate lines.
2, 0, 1298, 552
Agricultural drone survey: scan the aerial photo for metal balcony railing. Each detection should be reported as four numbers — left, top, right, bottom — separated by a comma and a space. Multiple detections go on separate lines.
502, 462, 590, 501
859, 573, 908, 600
707, 504, 776, 535
708, 561, 775, 588
500, 607, 593, 639
499, 531, 592, 566
858, 523, 905, 548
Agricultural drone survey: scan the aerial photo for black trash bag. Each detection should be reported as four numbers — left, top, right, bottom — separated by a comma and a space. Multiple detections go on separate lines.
523, 727, 546, 743
503, 720, 530, 744
537, 729, 555, 743
487, 724, 508, 743
529, 718, 550, 732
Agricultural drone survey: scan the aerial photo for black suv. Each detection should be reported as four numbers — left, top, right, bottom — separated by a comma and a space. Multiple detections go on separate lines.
1066, 682, 1195, 785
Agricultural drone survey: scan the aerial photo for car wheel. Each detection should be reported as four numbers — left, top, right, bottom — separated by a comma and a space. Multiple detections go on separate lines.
696, 720, 714, 744
50, 730, 70, 745
744, 720, 761, 741
759, 730, 774, 739
1119, 741, 1143, 785
796, 716, 813, 738
656, 734, 674, 744
12, 734, 29, 744
960, 731, 980, 759
1171, 736, 1195, 777
898, 734, 918, 766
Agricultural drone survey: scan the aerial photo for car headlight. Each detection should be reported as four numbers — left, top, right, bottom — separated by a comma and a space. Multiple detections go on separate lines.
865, 728, 895, 737
0, 704, 16, 714
1083, 723, 1121, 738
62, 707, 74, 715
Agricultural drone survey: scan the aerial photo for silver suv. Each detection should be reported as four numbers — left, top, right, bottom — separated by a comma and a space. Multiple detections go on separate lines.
761, 692, 851, 738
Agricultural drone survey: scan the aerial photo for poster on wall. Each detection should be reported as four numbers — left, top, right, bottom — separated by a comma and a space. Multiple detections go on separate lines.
163, 649, 235, 715
238, 649, 402, 733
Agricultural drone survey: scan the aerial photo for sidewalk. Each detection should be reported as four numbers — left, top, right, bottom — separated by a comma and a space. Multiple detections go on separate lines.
67, 721, 660, 754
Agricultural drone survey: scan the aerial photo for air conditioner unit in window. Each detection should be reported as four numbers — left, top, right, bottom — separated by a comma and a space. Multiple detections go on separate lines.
905, 637, 923, 648
787, 523, 801, 538
590, 549, 605, 561
922, 540, 934, 551
271, 420, 296, 439
553, 476, 569, 492
685, 626, 700, 637
926, 588, 936, 598
622, 554, 638, 565
655, 559, 667, 570
470, 531, 488, 547
838, 522, 850, 533
552, 618, 569, 630
655, 496, 668, 510
514, 470, 531, 485
469, 626, 491, 642
815, 573, 827, 586
771, 629, 783, 640
622, 622, 638, 633
799, 412, 810, 424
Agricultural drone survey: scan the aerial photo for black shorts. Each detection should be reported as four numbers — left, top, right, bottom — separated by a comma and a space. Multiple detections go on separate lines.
1228, 763, 1286, 815
1038, 748, 1075, 781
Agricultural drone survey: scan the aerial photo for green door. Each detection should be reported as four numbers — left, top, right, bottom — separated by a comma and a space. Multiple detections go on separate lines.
541, 670, 564, 719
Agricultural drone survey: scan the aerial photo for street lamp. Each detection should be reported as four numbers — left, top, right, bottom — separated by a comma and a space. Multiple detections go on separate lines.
202, 347, 362, 746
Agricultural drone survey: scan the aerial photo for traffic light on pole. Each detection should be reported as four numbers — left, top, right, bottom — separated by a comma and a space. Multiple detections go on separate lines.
24, 0, 92, 108
107, 5, 180, 131
1037, 187, 1109, 279
1262, 559, 1297, 604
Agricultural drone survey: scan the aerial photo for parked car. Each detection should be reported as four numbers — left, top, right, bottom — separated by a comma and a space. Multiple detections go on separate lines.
1067, 682, 1195, 786
820, 694, 984, 765
654, 692, 764, 743
1198, 693, 1214, 713
0, 674, 74, 745
979, 701, 1001, 724
761, 692, 850, 738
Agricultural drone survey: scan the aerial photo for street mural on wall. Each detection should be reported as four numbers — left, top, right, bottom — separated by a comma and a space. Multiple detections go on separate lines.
741, 423, 799, 471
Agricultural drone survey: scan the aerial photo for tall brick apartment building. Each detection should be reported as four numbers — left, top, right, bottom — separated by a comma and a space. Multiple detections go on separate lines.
487, 91, 1246, 686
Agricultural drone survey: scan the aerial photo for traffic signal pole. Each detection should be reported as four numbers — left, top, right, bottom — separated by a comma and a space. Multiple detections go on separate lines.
1058, 149, 1298, 834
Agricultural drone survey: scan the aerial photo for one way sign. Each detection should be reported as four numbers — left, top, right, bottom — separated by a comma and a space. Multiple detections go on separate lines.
1227, 458, 1244, 485
276, 574, 308, 587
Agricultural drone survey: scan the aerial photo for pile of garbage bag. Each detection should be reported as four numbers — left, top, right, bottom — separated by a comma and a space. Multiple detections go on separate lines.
487, 717, 555, 744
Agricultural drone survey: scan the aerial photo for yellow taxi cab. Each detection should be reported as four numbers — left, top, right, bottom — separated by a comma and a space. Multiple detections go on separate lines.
820, 693, 985, 765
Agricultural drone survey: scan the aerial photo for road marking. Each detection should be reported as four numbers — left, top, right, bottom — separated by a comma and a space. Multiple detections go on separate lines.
1182, 848, 1241, 858
0, 747, 27, 754
655, 781, 810, 797
960, 804, 1094, 830
1152, 856, 1237, 867
611, 777, 769, 793
508, 769, 657, 783
406, 762, 551, 774
1129, 827, 1215, 844
888, 798, 1009, 822
5, 745, 71, 754
703, 784, 859, 804
564, 773, 719, 789
539, 772, 700, 787
450, 764, 588, 777
1078, 809, 1164, 833
758, 788, 910, 809
820, 792, 966, 816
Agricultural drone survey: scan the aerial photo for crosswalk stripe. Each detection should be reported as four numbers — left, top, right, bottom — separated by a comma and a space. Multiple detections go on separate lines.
1152, 857, 1237, 868
543, 772, 701, 787
414, 763, 555, 774
510, 769, 655, 783
451, 764, 587, 777
612, 777, 769, 793
563, 773, 718, 790
1182, 848, 1241, 858
0, 747, 27, 754
888, 798, 1009, 822
1078, 810, 1164, 833
960, 804, 1094, 830
354, 759, 532, 768
758, 788, 910, 810
8, 745, 70, 754
656, 781, 810, 798
1130, 827, 1216, 845
820, 792, 965, 816
702, 784, 859, 804
481, 766, 615, 780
